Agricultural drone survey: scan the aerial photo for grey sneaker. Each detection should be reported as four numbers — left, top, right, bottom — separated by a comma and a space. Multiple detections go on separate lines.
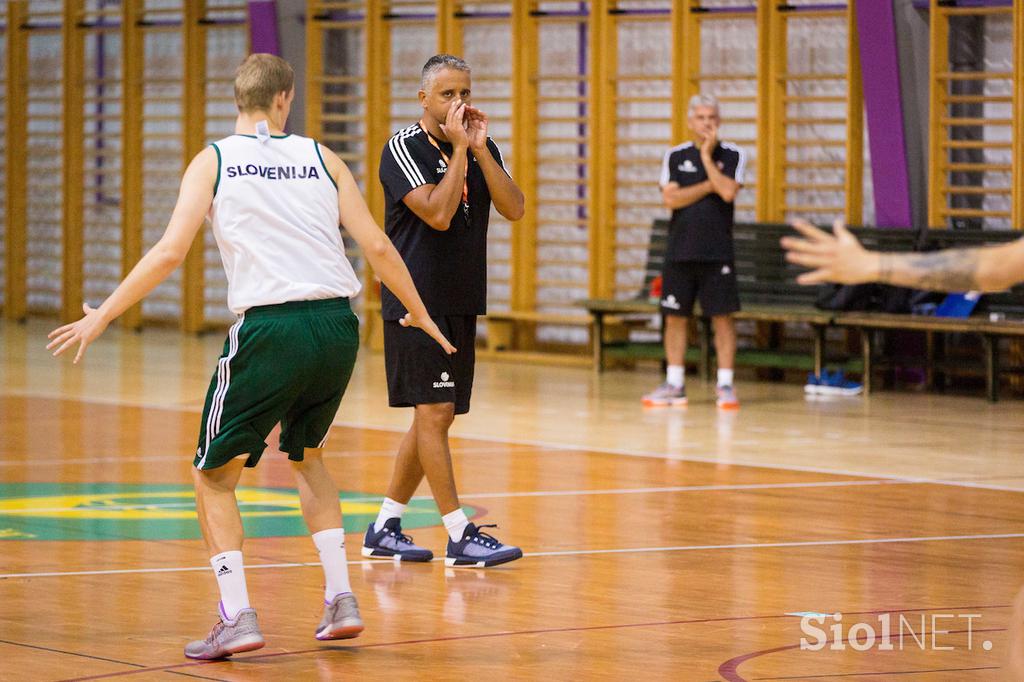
315, 592, 364, 641
642, 382, 687, 407
184, 608, 264, 660
716, 384, 739, 410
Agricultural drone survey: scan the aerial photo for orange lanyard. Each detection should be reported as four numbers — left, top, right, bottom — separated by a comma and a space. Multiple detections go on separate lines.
420, 121, 469, 211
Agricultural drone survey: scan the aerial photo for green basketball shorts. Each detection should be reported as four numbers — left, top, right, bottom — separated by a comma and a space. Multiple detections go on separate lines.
194, 298, 359, 470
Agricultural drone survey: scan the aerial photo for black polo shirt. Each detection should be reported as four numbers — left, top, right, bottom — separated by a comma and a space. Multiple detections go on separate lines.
659, 141, 746, 262
378, 123, 507, 320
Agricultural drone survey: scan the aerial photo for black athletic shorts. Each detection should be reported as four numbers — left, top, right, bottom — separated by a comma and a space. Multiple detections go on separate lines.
383, 315, 477, 415
659, 261, 741, 317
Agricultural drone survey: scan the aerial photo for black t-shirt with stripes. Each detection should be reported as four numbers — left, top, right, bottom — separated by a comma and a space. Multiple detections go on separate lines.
659, 141, 746, 262
378, 123, 506, 320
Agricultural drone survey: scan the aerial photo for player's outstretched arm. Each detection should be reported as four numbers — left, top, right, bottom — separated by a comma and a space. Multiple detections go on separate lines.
781, 218, 1024, 293
47, 147, 217, 363
324, 145, 456, 354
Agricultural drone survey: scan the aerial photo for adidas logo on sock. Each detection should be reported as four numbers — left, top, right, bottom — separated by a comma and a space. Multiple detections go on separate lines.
217, 565, 232, 576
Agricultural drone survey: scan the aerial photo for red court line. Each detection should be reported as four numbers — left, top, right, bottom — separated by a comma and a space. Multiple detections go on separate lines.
717, 627, 1005, 682
59, 606, 1011, 681
57, 612, 810, 681
0, 638, 145, 669
0, 639, 226, 681
753, 665, 999, 680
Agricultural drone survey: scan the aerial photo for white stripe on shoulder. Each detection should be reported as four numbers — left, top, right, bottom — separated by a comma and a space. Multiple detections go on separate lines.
721, 141, 747, 185
659, 148, 672, 186
397, 126, 426, 185
486, 136, 511, 176
385, 127, 419, 186
397, 125, 425, 184
387, 136, 419, 188
659, 142, 692, 186
386, 126, 426, 188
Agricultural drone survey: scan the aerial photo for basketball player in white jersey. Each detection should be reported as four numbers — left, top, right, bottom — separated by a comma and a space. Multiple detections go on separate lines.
47, 54, 454, 659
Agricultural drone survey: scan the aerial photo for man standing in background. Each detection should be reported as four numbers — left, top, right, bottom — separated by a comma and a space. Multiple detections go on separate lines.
643, 94, 746, 410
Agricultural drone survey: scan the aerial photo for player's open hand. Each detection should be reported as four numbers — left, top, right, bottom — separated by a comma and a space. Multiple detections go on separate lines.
441, 99, 469, 149
781, 218, 877, 286
46, 303, 110, 364
400, 312, 457, 355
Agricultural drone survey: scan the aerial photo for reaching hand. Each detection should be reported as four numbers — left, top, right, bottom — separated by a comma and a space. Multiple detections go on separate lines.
46, 303, 111, 364
440, 100, 469, 149
464, 105, 489, 152
780, 218, 878, 286
399, 312, 457, 355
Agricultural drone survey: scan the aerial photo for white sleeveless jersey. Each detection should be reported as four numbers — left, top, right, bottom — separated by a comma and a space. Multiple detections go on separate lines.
208, 133, 361, 313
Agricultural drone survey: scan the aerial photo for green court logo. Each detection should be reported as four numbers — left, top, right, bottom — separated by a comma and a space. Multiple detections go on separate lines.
0, 483, 460, 541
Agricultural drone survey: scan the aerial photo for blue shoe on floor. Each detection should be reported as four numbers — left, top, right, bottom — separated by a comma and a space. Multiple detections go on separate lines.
445, 523, 523, 568
362, 517, 434, 562
817, 370, 863, 396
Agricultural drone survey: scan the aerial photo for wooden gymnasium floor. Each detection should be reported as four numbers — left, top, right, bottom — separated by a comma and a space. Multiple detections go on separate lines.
3, 318, 1024, 680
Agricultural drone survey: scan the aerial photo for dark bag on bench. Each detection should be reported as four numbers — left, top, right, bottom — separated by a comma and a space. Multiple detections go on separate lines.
815, 283, 941, 314
814, 283, 877, 311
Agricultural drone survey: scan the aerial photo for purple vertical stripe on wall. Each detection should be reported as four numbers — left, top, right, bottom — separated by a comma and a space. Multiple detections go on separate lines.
855, 1, 913, 228
248, 0, 280, 55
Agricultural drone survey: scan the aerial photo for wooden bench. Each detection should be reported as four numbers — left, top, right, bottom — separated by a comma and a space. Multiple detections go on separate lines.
483, 310, 592, 353
581, 298, 836, 375
581, 221, 919, 376
831, 228, 1024, 401
830, 311, 1024, 401
582, 220, 1024, 401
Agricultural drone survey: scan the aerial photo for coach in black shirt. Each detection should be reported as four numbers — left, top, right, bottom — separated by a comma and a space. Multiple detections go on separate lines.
642, 94, 746, 410
368, 54, 525, 567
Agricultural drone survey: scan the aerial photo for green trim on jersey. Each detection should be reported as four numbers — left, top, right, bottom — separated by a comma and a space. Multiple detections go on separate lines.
234, 133, 292, 139
211, 143, 222, 196
314, 140, 338, 190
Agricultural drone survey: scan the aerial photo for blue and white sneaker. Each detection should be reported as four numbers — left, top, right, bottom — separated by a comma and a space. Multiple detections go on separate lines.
445, 523, 523, 568
361, 517, 434, 562
804, 371, 822, 394
817, 370, 863, 396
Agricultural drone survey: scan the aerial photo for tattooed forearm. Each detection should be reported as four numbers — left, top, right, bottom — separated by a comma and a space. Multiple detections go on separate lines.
877, 249, 983, 292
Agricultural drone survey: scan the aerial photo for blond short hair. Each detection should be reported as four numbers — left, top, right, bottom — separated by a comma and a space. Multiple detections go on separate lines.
234, 53, 294, 113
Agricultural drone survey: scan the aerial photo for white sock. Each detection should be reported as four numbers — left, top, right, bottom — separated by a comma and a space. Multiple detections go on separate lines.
312, 528, 352, 602
442, 508, 469, 542
373, 497, 407, 533
666, 365, 685, 388
718, 368, 734, 388
211, 550, 250, 621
